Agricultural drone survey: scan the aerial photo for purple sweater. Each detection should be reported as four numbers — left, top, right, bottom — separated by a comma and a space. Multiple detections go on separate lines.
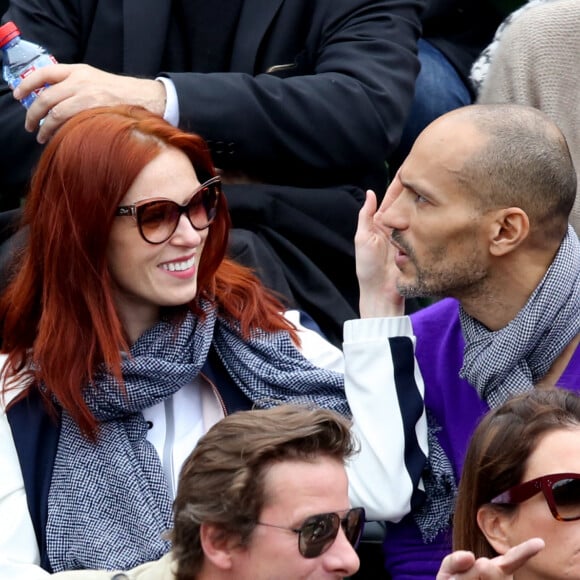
383, 298, 580, 579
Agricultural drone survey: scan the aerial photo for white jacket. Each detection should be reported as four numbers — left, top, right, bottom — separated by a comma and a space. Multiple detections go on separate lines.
0, 312, 426, 578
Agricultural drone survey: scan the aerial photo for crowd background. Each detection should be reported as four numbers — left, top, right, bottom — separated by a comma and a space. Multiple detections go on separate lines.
2, 1, 579, 579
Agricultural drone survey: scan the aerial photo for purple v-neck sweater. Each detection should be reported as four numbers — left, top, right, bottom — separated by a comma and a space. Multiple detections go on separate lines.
383, 298, 580, 579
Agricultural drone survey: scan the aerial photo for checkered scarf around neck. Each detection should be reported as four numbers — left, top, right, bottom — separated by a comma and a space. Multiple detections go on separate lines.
46, 300, 347, 572
414, 225, 580, 543
460, 225, 580, 406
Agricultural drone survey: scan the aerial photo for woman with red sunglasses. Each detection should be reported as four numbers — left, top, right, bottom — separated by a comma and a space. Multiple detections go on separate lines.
440, 387, 580, 579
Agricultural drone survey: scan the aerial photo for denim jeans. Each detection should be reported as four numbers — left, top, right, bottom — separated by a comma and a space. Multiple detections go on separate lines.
389, 38, 473, 174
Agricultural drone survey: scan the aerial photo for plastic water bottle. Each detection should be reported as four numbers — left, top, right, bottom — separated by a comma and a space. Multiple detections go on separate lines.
0, 21, 57, 109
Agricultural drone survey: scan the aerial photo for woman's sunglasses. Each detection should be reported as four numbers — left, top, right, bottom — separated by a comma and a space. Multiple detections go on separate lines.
490, 472, 580, 521
256, 507, 365, 558
115, 175, 221, 244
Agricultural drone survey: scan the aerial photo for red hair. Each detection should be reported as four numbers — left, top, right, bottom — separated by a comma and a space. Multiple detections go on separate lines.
0, 105, 296, 438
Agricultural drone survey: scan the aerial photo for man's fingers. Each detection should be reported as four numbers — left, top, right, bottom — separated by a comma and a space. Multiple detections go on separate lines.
359, 189, 377, 220
355, 189, 377, 242
379, 169, 403, 213
14, 66, 76, 133
12, 63, 70, 99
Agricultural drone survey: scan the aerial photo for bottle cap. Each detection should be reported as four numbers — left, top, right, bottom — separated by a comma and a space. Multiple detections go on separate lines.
0, 22, 20, 48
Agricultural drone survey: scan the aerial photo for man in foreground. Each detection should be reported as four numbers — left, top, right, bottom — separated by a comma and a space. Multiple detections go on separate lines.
52, 404, 363, 579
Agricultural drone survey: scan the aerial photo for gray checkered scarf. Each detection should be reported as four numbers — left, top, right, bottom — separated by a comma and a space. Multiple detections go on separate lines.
415, 225, 580, 542
460, 225, 580, 405
46, 300, 347, 572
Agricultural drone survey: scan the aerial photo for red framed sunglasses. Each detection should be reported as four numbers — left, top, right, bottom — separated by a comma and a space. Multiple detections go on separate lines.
490, 472, 580, 521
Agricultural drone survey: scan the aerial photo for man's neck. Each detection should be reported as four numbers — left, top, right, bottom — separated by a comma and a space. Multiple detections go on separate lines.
459, 250, 556, 331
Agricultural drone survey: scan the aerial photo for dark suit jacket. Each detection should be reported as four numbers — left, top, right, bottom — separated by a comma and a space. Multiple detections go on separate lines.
1, 0, 422, 194
0, 0, 422, 344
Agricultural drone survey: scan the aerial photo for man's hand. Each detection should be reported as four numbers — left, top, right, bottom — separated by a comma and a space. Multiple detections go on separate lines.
12, 64, 167, 143
436, 538, 545, 580
355, 188, 403, 318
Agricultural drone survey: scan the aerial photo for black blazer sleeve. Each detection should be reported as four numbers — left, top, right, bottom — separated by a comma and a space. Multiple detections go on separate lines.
170, 0, 423, 183
0, 0, 422, 204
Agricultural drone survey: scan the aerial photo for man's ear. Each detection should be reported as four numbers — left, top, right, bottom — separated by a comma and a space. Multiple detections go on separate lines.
199, 522, 237, 570
487, 207, 530, 256
477, 504, 515, 555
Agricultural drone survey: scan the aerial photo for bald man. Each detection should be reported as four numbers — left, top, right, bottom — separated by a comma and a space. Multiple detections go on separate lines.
355, 103, 580, 578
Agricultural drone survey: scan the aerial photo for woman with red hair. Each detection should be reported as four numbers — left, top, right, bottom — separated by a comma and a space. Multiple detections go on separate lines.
0, 105, 425, 577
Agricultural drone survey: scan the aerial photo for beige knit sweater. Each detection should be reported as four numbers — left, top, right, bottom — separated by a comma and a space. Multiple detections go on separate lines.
477, 0, 580, 234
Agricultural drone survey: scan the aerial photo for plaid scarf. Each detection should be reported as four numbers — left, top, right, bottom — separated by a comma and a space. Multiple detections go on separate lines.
415, 225, 580, 542
46, 301, 347, 572
460, 225, 580, 405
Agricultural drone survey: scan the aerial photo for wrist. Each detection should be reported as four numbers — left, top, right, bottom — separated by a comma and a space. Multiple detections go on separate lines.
358, 281, 404, 318
359, 294, 404, 318
137, 79, 167, 117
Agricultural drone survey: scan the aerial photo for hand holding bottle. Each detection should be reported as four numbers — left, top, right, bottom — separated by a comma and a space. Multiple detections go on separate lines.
1, 21, 166, 144
11, 63, 167, 143
0, 21, 57, 109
